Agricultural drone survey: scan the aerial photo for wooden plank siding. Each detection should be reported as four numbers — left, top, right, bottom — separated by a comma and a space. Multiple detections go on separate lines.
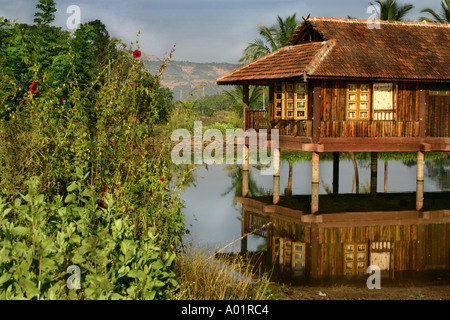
320, 121, 420, 138
262, 80, 449, 139
427, 94, 450, 138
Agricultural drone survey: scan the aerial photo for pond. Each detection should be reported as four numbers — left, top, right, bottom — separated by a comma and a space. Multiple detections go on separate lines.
180, 154, 450, 286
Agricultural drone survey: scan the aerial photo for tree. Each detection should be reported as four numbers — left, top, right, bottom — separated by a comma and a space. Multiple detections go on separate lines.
239, 14, 301, 63
34, 0, 57, 26
87, 20, 118, 68
420, 0, 450, 23
370, 0, 414, 21
223, 85, 264, 116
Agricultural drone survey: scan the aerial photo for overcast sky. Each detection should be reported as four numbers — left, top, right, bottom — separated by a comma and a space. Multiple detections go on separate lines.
0, 0, 443, 63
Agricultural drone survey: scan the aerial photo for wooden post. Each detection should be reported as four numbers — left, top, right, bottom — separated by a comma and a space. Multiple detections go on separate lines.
273, 175, 280, 205
268, 84, 274, 134
241, 208, 248, 255
418, 86, 427, 138
310, 223, 319, 279
416, 151, 425, 211
242, 169, 249, 197
243, 145, 249, 172
312, 80, 322, 144
333, 152, 339, 195
384, 160, 388, 193
243, 84, 249, 131
311, 152, 320, 214
370, 152, 378, 200
273, 147, 280, 177
285, 162, 293, 197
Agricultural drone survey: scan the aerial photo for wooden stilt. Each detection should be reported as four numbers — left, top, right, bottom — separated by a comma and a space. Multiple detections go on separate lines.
285, 162, 293, 197
370, 152, 378, 200
241, 208, 248, 255
242, 170, 248, 197
333, 152, 339, 195
273, 175, 280, 205
310, 223, 319, 279
311, 152, 320, 214
273, 147, 280, 177
242, 84, 249, 131
243, 145, 249, 172
384, 160, 388, 193
416, 151, 425, 211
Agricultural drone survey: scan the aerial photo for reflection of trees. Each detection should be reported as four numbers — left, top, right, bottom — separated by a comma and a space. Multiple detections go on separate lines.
426, 158, 450, 190
170, 164, 202, 189
222, 165, 266, 201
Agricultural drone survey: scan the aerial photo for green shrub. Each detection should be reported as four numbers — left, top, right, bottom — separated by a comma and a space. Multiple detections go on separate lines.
0, 4, 186, 300
0, 173, 179, 300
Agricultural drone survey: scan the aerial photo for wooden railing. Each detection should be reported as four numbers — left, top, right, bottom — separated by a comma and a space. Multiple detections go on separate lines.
245, 109, 269, 131
271, 120, 313, 137
244, 116, 426, 138
320, 121, 421, 138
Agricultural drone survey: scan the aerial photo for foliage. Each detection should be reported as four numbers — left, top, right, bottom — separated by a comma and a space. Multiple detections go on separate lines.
223, 85, 265, 116
0, 173, 179, 300
34, 0, 57, 26
193, 91, 233, 117
419, 0, 450, 23
370, 0, 414, 21
0, 5, 185, 300
240, 14, 301, 63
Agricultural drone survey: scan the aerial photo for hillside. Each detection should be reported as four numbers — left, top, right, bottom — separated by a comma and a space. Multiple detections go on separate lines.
143, 55, 240, 100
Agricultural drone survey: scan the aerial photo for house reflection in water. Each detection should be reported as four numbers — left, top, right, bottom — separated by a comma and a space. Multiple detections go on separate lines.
236, 171, 450, 285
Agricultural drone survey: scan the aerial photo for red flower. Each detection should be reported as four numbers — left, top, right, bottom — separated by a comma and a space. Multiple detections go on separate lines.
163, 187, 169, 191
59, 97, 65, 103
104, 186, 109, 191
159, 177, 165, 182
99, 201, 105, 208
133, 50, 142, 58
29, 79, 38, 93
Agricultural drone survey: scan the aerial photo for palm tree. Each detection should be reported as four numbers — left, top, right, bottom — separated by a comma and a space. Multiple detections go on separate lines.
239, 14, 301, 63
420, 0, 450, 23
370, 0, 414, 21
223, 85, 264, 115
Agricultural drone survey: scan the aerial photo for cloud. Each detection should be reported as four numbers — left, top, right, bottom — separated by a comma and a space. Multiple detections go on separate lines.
0, 0, 443, 63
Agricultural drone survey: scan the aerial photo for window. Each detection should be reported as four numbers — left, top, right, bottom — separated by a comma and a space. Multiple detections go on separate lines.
373, 83, 395, 120
430, 83, 449, 96
346, 83, 371, 120
274, 81, 308, 120
344, 243, 368, 278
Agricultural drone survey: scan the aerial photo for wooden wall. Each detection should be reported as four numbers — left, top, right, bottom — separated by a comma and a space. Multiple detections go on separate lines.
427, 93, 450, 137
266, 80, 449, 138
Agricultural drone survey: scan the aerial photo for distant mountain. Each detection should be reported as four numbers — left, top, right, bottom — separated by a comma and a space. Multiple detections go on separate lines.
143, 55, 241, 100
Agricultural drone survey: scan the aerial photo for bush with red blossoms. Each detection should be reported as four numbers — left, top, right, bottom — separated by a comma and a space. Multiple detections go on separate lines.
133, 49, 142, 58
0, 4, 186, 301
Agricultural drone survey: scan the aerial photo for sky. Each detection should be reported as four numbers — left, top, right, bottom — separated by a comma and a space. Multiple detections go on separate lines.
0, 0, 444, 63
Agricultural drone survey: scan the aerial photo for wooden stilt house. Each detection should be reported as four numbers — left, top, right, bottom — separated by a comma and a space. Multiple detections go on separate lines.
217, 17, 450, 213
216, 17, 450, 151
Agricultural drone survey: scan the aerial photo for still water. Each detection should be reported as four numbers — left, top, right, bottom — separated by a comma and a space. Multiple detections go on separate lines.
180, 155, 450, 285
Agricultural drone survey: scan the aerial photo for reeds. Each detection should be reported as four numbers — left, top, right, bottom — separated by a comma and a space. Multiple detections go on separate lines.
173, 244, 271, 300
